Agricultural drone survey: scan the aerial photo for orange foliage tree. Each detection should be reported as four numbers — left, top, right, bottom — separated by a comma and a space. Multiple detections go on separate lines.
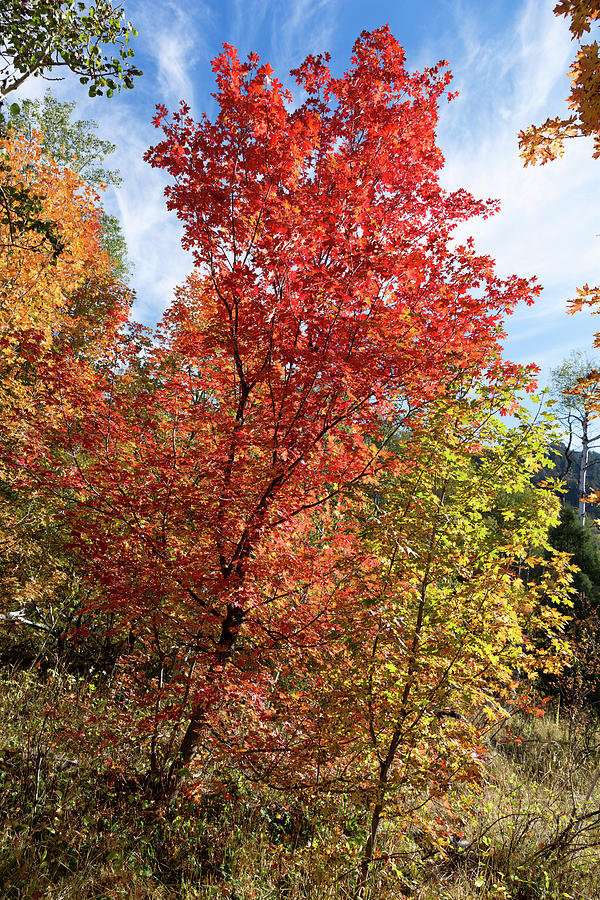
0, 129, 129, 659
519, 1, 600, 165
0, 131, 113, 338
520, 2, 600, 345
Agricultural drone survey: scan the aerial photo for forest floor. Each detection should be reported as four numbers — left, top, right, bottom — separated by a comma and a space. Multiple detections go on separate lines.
0, 669, 599, 899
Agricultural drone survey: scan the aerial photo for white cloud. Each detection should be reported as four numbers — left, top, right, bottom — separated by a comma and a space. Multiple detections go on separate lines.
109, 129, 191, 324
155, 15, 197, 105
134, 0, 210, 108
8, 0, 600, 376
99, 108, 194, 324
434, 0, 600, 371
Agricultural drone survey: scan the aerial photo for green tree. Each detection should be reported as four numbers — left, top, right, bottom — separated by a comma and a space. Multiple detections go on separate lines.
0, 1, 140, 265
0, 0, 141, 103
548, 504, 600, 615
544, 505, 600, 708
10, 90, 121, 184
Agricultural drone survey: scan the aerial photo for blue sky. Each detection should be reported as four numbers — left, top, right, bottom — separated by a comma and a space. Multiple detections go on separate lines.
16, 0, 600, 385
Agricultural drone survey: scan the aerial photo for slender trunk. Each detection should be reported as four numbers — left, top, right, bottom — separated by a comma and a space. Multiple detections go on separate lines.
164, 601, 244, 800
356, 800, 385, 899
354, 720, 407, 899
579, 414, 589, 526
354, 764, 390, 899
354, 593, 426, 897
354, 485, 445, 897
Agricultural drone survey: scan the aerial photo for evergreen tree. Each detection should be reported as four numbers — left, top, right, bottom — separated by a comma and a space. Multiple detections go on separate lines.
548, 505, 600, 615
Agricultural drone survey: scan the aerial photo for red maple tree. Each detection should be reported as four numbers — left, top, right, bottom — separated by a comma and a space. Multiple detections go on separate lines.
13, 27, 539, 788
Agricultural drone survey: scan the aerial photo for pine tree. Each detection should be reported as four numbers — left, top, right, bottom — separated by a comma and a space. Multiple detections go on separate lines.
548, 505, 600, 615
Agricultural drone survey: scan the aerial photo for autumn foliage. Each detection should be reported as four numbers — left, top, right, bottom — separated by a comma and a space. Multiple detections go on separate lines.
519, 1, 600, 165
0, 131, 114, 336
0, 27, 576, 892
0, 129, 129, 663
522, 3, 600, 489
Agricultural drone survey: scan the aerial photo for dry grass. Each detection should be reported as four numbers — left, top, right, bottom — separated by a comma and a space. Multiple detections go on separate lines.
0, 670, 599, 900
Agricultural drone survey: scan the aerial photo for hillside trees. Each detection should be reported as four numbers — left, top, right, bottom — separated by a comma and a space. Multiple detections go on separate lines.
550, 351, 600, 523
3, 28, 571, 807
548, 504, 600, 612
543, 501, 600, 708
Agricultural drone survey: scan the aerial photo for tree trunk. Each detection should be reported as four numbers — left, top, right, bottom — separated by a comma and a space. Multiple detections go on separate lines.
164, 601, 245, 800
355, 787, 386, 899
354, 718, 409, 898
579, 413, 589, 526
353, 511, 440, 897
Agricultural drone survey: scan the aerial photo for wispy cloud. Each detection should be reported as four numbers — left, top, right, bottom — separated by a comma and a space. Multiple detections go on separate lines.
59, 98, 193, 325
230, 0, 340, 78
155, 12, 197, 105
274, 0, 339, 72
9, 0, 600, 375
110, 137, 191, 324
231, 0, 269, 50
134, 0, 211, 108
433, 0, 600, 369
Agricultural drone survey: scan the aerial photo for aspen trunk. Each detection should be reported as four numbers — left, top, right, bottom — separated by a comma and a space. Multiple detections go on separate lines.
579, 414, 589, 526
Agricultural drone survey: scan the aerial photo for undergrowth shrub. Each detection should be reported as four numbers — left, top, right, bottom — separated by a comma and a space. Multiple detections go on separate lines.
0, 669, 599, 899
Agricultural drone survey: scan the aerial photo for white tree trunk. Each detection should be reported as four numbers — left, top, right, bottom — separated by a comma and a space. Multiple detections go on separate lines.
579, 414, 589, 526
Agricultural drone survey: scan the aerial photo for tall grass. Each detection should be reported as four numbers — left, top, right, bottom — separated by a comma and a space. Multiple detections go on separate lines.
0, 669, 599, 899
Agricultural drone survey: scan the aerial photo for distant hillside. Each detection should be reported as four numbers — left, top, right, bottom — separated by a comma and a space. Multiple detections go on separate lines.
538, 444, 600, 520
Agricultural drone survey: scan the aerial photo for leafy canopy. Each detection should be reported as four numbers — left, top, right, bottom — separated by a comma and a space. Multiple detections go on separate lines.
9, 91, 130, 278
0, 35, 571, 848
0, 126, 130, 665
0, 0, 141, 102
